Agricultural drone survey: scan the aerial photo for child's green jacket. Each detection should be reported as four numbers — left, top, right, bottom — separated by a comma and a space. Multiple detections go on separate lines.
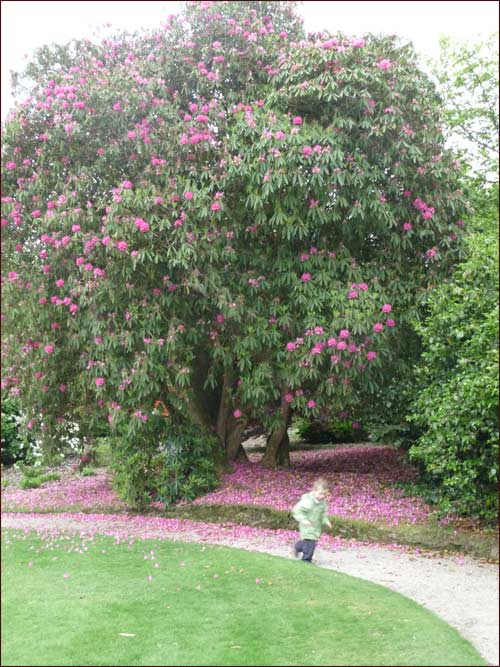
292, 492, 330, 540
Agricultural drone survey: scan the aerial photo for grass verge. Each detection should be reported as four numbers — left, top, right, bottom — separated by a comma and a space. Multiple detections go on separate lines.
161, 504, 499, 561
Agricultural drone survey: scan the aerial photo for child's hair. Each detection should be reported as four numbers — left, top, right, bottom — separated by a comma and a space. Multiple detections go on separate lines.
312, 477, 329, 492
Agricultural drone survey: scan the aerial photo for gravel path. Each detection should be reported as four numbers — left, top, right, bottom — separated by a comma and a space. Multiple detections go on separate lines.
2, 512, 498, 665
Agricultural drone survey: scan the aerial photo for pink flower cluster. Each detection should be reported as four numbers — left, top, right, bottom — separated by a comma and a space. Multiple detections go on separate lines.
413, 198, 435, 220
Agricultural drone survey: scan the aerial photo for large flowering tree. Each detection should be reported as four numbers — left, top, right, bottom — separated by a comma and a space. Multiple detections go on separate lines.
2, 1, 466, 469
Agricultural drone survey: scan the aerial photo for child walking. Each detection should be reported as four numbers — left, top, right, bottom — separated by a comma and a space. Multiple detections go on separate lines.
292, 477, 332, 563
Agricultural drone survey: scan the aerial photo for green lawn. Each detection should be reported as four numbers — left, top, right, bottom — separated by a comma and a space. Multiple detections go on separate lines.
1, 529, 485, 666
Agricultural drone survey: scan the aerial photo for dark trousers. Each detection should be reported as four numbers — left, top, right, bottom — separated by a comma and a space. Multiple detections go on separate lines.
295, 538, 317, 562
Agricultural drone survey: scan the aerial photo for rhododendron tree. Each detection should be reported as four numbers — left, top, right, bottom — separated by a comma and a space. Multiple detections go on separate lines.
2, 1, 466, 472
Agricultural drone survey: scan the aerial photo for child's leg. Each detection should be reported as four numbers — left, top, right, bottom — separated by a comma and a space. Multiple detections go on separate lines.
294, 539, 304, 556
301, 539, 317, 562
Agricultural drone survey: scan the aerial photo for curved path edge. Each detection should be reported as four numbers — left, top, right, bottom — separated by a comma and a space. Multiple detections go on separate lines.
2, 512, 498, 666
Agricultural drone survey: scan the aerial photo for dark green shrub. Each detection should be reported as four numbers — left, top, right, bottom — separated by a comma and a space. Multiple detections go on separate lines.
20, 477, 43, 489
1, 398, 33, 465
110, 419, 218, 511
294, 417, 367, 444
18, 469, 60, 489
408, 206, 498, 522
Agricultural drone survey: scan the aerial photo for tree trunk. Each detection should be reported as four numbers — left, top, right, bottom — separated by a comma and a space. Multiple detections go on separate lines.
212, 365, 249, 463
226, 415, 249, 462
276, 428, 290, 467
216, 364, 233, 444
261, 388, 291, 468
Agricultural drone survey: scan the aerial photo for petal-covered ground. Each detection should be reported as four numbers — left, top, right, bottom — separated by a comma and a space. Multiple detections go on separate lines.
1, 472, 127, 513
2, 445, 434, 525
189, 446, 432, 525
2, 511, 403, 553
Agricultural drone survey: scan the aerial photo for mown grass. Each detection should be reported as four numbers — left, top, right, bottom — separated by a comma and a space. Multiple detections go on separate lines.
1, 529, 486, 666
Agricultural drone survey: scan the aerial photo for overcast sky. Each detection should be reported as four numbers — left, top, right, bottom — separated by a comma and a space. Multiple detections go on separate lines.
1, 1, 498, 119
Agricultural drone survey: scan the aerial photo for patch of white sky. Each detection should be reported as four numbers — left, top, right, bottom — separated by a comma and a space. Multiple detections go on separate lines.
1, 0, 498, 120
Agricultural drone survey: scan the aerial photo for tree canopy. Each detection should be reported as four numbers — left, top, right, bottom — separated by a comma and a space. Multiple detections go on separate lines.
2, 0, 467, 470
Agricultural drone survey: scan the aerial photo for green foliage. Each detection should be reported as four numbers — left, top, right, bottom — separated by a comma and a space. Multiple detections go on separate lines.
80, 467, 96, 477
93, 438, 113, 467
408, 199, 498, 521
432, 33, 499, 181
1, 0, 467, 467
110, 420, 218, 511
18, 468, 60, 489
294, 416, 367, 443
1, 397, 34, 465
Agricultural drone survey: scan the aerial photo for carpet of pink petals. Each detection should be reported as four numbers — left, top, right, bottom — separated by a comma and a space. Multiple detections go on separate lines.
189, 446, 432, 525
2, 445, 433, 526
1, 512, 411, 554
1, 471, 127, 513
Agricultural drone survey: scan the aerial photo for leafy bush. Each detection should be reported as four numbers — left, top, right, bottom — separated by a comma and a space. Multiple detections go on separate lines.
1, 398, 33, 465
408, 202, 499, 522
93, 438, 113, 467
294, 417, 368, 444
110, 419, 218, 511
19, 471, 60, 489
80, 467, 96, 477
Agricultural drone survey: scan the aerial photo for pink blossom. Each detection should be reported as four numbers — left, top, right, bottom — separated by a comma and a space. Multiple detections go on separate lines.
292, 116, 303, 125
55, 279, 65, 288
426, 247, 437, 259
373, 323, 384, 333
339, 329, 350, 339
95, 377, 105, 387
347, 291, 358, 299
385, 318, 396, 327
403, 222, 412, 231
184, 191, 194, 200
284, 393, 293, 404
367, 351, 377, 361
353, 38, 365, 48
211, 202, 221, 211
381, 304, 392, 313
31, 210, 41, 218
121, 180, 133, 189
233, 409, 243, 419
307, 400, 316, 409
44, 344, 54, 355
302, 146, 312, 156
300, 273, 311, 282
377, 59, 392, 70
135, 218, 150, 233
